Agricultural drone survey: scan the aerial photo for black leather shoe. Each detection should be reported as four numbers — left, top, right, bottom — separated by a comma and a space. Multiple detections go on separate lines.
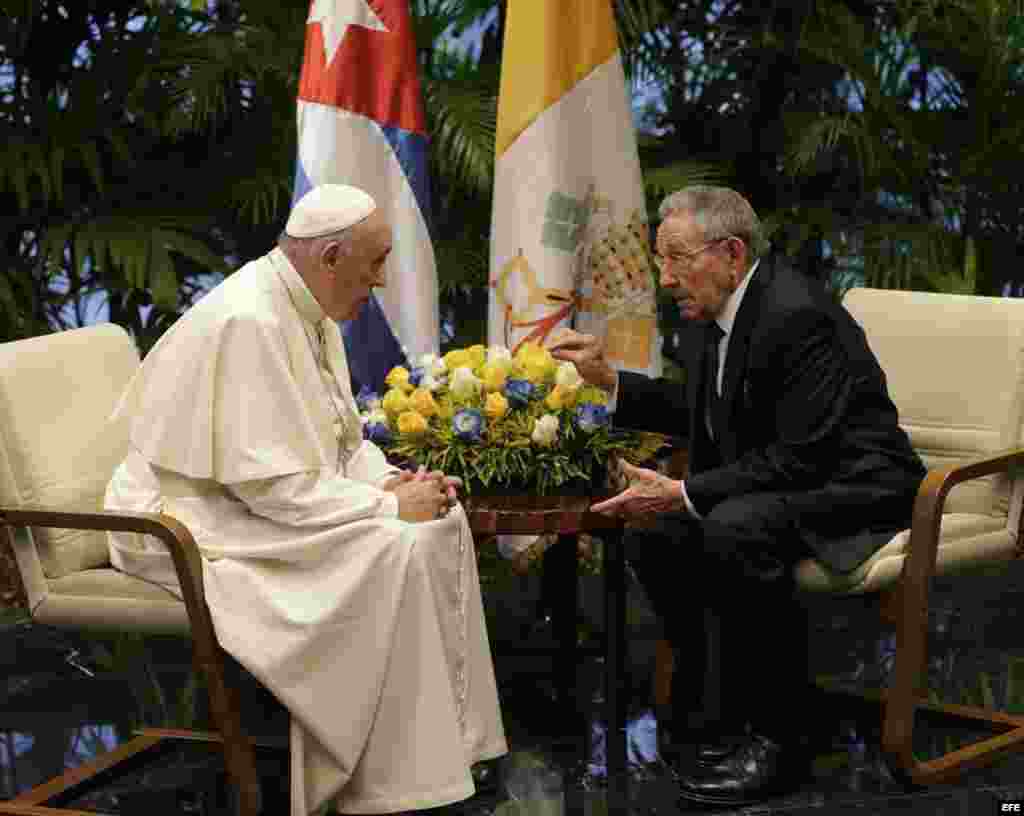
695, 734, 747, 768
470, 758, 502, 796
676, 734, 808, 807
659, 718, 745, 771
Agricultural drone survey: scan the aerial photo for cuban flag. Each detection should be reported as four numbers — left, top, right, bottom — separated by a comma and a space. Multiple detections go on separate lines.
293, 0, 439, 395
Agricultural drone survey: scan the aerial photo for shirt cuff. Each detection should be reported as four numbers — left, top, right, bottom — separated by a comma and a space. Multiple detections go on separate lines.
680, 479, 700, 519
606, 372, 620, 413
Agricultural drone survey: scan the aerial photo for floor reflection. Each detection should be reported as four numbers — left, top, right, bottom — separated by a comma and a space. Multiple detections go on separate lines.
3, 563, 1024, 814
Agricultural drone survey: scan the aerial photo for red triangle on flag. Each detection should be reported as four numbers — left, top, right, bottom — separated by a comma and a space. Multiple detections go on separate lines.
298, 0, 427, 136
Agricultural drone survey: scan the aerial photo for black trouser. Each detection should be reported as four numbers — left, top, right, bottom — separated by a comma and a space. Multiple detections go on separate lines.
627, 492, 814, 745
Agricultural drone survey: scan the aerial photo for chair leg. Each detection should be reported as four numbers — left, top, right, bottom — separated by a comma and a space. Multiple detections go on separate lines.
882, 576, 1024, 785
193, 645, 263, 815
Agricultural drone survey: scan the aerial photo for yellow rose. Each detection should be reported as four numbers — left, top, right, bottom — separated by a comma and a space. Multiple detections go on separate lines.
397, 410, 428, 435
515, 342, 557, 384
467, 344, 487, 370
523, 358, 555, 384
410, 387, 439, 417
436, 394, 455, 421
443, 348, 472, 371
513, 341, 539, 365
384, 366, 413, 393
545, 384, 576, 410
480, 361, 509, 392
382, 388, 411, 415
485, 392, 509, 420
577, 385, 610, 406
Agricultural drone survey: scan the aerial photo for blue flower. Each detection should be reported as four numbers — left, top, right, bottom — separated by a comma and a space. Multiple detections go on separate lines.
355, 385, 380, 412
575, 403, 610, 433
504, 378, 535, 408
409, 366, 425, 387
452, 409, 486, 443
364, 421, 392, 445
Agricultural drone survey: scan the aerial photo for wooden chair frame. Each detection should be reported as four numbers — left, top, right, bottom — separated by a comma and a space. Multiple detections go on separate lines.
877, 447, 1024, 785
0, 506, 262, 816
653, 446, 1024, 787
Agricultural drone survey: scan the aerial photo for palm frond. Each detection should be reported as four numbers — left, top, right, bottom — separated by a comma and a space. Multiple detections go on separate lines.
40, 215, 229, 311
434, 229, 490, 294
137, 21, 302, 138
642, 159, 729, 198
615, 0, 676, 88
423, 72, 497, 197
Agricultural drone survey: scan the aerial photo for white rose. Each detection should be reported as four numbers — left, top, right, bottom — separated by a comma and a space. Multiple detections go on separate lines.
554, 360, 583, 390
531, 414, 559, 446
487, 345, 512, 363
419, 352, 447, 377
449, 366, 482, 400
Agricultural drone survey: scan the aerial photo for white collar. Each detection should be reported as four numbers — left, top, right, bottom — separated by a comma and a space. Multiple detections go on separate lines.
714, 258, 760, 336
270, 247, 326, 326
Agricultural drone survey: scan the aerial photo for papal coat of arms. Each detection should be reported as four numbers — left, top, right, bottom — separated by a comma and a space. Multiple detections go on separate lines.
491, 185, 658, 373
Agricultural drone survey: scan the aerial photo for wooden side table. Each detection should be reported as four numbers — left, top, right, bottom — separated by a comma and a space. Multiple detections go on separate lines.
464, 493, 630, 816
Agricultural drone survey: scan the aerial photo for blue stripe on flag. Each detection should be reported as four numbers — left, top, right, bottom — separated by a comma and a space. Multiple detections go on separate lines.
342, 294, 409, 396
293, 160, 314, 202
380, 125, 433, 235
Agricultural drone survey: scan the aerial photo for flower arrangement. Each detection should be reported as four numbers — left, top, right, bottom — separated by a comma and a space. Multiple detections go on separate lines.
358, 342, 667, 495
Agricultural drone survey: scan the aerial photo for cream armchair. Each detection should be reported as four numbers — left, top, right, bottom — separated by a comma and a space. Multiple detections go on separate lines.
795, 287, 1024, 785
0, 324, 261, 815
654, 288, 1024, 787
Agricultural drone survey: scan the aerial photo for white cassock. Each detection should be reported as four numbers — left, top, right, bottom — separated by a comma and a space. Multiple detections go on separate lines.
104, 248, 507, 815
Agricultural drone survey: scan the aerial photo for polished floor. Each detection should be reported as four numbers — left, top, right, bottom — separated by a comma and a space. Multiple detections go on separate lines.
3, 556, 1024, 815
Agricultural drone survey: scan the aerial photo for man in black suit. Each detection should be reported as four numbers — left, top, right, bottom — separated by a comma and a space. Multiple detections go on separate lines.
549, 186, 925, 806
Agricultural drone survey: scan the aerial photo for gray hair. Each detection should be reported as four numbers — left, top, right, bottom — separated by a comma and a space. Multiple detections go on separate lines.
658, 185, 769, 260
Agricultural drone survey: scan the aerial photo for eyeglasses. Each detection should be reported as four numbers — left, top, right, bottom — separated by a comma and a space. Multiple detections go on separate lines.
654, 237, 731, 273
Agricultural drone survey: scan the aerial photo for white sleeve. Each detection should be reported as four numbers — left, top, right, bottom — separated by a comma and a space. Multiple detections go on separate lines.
229, 469, 399, 527
345, 439, 403, 488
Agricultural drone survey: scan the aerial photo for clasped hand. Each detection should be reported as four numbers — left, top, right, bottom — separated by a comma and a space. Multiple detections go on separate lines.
590, 460, 685, 521
383, 467, 462, 523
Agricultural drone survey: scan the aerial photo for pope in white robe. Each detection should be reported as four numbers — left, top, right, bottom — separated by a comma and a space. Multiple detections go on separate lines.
104, 185, 507, 815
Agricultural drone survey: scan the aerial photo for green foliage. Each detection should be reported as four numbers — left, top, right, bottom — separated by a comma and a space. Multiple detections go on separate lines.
0, 1, 304, 345
782, 0, 1024, 296
8, 0, 1024, 348
385, 397, 667, 496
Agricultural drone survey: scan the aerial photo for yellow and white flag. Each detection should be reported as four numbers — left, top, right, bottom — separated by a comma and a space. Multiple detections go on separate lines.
488, 0, 661, 377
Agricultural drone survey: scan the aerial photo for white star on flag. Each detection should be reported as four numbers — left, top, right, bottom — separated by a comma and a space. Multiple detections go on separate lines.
308, 0, 388, 67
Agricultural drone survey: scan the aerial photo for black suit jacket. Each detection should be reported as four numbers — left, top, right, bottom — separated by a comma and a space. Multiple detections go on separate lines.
616, 256, 926, 573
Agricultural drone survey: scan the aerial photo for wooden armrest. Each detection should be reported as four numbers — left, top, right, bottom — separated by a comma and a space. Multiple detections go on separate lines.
900, 445, 1024, 600
910, 446, 1024, 556
883, 448, 1024, 774
0, 505, 261, 814
0, 505, 209, 627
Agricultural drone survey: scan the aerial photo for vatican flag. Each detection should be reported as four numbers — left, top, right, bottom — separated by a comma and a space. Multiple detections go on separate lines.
488, 0, 661, 378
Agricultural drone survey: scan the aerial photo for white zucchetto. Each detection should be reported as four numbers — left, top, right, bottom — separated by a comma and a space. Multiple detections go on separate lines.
285, 184, 377, 238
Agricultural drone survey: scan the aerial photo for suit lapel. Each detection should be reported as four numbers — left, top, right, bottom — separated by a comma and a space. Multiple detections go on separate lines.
716, 257, 771, 453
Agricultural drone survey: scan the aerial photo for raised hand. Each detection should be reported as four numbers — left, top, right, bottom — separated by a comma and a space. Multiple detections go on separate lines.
546, 328, 617, 392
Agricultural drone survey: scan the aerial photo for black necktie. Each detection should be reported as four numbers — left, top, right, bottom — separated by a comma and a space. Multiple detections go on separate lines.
704, 322, 725, 439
